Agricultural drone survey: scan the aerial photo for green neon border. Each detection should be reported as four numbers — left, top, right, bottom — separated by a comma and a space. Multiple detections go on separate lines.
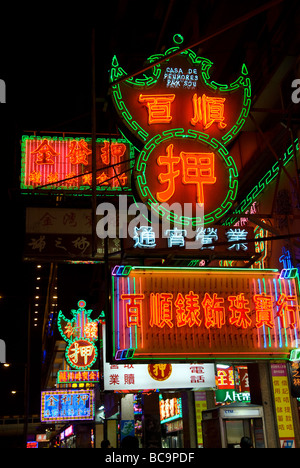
134, 129, 238, 226
111, 266, 297, 362
65, 338, 98, 370
224, 137, 299, 225
20, 134, 135, 194
57, 370, 100, 384
110, 43, 251, 146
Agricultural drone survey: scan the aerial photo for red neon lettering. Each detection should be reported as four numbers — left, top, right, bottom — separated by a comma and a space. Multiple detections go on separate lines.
156, 144, 217, 204
276, 293, 297, 329
174, 291, 201, 327
228, 293, 252, 329
121, 294, 144, 328
121, 294, 145, 328
66, 139, 92, 165
142, 289, 299, 332
191, 93, 227, 129
180, 151, 216, 204
29, 171, 42, 184
253, 294, 274, 329
139, 94, 175, 124
202, 292, 225, 329
31, 139, 59, 165
150, 293, 173, 328
157, 144, 180, 202
100, 141, 126, 165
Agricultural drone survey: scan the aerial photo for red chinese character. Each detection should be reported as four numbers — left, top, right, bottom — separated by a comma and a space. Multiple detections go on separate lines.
174, 291, 201, 327
47, 172, 59, 184
121, 294, 144, 327
82, 173, 92, 185
66, 139, 92, 165
156, 144, 180, 202
202, 292, 225, 329
109, 374, 120, 386
84, 322, 98, 339
100, 141, 126, 165
228, 293, 252, 329
253, 294, 274, 329
97, 172, 109, 185
29, 171, 42, 184
150, 293, 173, 328
64, 322, 75, 339
191, 93, 227, 129
31, 139, 59, 165
139, 93, 175, 124
276, 293, 297, 329
180, 151, 216, 204
124, 374, 135, 385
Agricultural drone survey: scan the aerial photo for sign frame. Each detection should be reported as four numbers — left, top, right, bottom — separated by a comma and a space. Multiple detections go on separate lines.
111, 266, 300, 362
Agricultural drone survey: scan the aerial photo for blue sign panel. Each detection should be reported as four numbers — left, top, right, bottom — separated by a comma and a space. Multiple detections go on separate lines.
41, 390, 94, 422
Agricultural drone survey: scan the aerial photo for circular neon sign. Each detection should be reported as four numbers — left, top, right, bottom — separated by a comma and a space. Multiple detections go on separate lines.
66, 339, 98, 370
134, 130, 238, 226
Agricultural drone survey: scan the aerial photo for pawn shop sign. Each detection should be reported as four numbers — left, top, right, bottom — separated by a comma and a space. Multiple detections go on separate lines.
58, 300, 102, 370
110, 35, 251, 226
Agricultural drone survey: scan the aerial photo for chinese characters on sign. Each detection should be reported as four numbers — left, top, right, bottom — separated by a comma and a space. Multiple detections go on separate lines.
134, 136, 238, 226
127, 224, 254, 257
104, 362, 215, 391
24, 207, 121, 260
111, 45, 250, 146
159, 395, 182, 424
21, 136, 133, 193
41, 390, 94, 422
112, 267, 300, 360
271, 364, 295, 448
111, 38, 251, 226
57, 370, 100, 385
58, 300, 101, 370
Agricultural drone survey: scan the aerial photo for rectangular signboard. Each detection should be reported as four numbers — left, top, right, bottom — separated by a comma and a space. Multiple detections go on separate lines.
41, 390, 94, 422
104, 362, 216, 391
112, 266, 300, 361
24, 207, 121, 261
20, 135, 133, 193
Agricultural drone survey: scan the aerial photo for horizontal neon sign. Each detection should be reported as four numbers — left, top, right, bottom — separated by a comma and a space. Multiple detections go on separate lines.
112, 267, 300, 360
57, 370, 100, 384
41, 390, 94, 422
21, 135, 133, 193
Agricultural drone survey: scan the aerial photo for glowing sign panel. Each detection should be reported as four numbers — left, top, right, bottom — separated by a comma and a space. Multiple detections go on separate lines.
111, 37, 250, 225
104, 362, 215, 391
21, 135, 133, 193
112, 267, 300, 360
58, 300, 101, 370
41, 390, 94, 422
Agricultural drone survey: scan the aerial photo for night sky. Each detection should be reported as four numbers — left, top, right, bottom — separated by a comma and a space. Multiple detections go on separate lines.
0, 0, 298, 418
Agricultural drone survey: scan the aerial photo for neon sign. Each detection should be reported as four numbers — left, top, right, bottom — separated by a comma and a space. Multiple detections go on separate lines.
20, 135, 134, 193
159, 395, 182, 424
111, 35, 251, 225
57, 370, 100, 385
112, 267, 300, 361
41, 390, 94, 422
124, 224, 255, 258
58, 300, 102, 370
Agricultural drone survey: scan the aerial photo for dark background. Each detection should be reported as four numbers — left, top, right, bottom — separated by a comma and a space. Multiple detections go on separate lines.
0, 0, 299, 417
